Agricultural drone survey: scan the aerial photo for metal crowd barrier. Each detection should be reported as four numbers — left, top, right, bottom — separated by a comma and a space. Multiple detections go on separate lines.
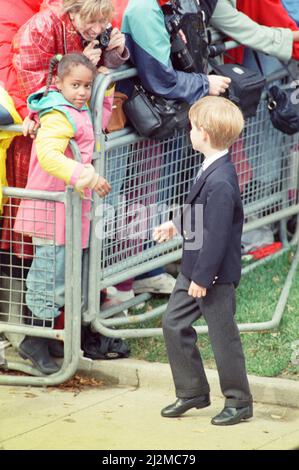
1, 60, 299, 383
0, 138, 83, 385
88, 64, 299, 339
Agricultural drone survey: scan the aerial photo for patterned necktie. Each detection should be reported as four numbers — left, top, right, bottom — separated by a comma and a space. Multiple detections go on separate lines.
193, 164, 203, 184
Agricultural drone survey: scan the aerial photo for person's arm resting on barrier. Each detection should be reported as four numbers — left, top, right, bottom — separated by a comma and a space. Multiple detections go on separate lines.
210, 0, 294, 61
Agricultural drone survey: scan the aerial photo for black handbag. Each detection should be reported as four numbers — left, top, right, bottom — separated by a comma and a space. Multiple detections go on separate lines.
123, 82, 190, 140
254, 52, 299, 135
210, 62, 265, 118
267, 84, 299, 135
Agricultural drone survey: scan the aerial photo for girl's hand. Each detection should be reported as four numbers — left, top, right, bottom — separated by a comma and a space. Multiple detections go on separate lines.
97, 65, 110, 75
23, 115, 40, 139
93, 175, 111, 198
153, 221, 177, 243
83, 40, 103, 66
106, 28, 125, 55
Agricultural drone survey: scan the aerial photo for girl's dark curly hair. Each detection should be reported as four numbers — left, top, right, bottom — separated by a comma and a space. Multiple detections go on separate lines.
43, 53, 97, 96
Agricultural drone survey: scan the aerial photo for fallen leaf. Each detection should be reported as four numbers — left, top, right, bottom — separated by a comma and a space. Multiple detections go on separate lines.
271, 414, 282, 419
63, 418, 76, 423
24, 392, 38, 398
48, 374, 104, 394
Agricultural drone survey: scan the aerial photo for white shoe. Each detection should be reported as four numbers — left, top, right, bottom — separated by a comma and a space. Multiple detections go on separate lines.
101, 295, 128, 317
106, 287, 135, 303
106, 287, 145, 311
133, 273, 176, 294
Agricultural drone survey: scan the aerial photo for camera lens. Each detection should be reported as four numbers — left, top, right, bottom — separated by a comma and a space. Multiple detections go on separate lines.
99, 31, 110, 49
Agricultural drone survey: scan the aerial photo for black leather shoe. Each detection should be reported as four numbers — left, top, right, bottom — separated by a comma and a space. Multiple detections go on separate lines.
19, 336, 60, 375
211, 404, 253, 426
161, 394, 210, 418
48, 339, 64, 358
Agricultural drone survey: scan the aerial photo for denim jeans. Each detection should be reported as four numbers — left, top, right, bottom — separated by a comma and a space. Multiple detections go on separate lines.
26, 245, 65, 319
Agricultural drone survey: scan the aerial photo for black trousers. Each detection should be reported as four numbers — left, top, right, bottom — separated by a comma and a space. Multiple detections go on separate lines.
162, 273, 252, 408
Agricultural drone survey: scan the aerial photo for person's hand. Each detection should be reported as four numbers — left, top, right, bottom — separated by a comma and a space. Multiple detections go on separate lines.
208, 75, 231, 96
292, 31, 299, 42
188, 281, 207, 298
106, 28, 125, 55
22, 115, 40, 139
153, 221, 177, 243
92, 175, 111, 198
83, 40, 103, 66
97, 65, 110, 75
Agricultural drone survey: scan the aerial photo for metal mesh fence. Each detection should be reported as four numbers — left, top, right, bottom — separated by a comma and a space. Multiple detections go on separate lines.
0, 195, 61, 329
92, 85, 299, 283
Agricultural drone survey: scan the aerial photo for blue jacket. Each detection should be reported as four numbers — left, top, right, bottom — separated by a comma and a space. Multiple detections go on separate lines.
121, 0, 209, 104
281, 0, 299, 26
174, 154, 244, 288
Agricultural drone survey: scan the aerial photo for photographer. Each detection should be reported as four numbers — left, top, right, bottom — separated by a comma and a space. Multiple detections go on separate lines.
13, 0, 129, 105
121, 0, 230, 103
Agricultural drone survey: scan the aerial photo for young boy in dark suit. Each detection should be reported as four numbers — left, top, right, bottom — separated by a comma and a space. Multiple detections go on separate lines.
153, 96, 252, 426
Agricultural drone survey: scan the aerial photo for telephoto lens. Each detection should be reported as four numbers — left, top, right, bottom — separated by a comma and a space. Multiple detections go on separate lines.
170, 34, 195, 72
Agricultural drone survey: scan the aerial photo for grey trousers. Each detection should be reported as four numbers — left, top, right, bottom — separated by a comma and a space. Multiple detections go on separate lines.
162, 273, 252, 408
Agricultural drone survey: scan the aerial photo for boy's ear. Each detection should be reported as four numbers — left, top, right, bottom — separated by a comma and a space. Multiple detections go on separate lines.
200, 127, 209, 142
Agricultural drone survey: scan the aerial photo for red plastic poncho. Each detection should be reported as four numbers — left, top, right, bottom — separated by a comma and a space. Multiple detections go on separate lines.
0, 0, 62, 117
0, 1, 44, 116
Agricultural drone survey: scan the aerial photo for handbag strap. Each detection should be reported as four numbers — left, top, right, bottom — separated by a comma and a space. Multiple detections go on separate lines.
252, 51, 278, 108
252, 51, 269, 90
253, 50, 298, 86
132, 76, 146, 92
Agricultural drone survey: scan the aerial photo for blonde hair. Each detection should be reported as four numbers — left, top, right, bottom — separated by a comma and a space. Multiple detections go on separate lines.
189, 96, 244, 150
63, 0, 114, 22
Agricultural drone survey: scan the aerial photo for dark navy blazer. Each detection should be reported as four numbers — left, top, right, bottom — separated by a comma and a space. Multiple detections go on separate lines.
174, 153, 244, 288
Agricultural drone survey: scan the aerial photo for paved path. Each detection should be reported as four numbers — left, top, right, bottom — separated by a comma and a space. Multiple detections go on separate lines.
0, 384, 298, 450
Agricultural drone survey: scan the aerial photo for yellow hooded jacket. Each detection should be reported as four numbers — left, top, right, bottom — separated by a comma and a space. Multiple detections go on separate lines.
0, 86, 22, 213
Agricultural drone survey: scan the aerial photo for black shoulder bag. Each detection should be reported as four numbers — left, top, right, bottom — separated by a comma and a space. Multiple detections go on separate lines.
123, 81, 190, 140
210, 59, 266, 118
254, 52, 299, 135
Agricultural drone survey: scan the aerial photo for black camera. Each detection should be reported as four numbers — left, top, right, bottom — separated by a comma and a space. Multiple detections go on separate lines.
94, 26, 112, 50
162, 0, 210, 74
162, 2, 195, 73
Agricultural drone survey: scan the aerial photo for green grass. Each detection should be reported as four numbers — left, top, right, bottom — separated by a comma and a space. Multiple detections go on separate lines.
126, 248, 299, 379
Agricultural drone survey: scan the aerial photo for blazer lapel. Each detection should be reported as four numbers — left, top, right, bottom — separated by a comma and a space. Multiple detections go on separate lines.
185, 153, 230, 205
